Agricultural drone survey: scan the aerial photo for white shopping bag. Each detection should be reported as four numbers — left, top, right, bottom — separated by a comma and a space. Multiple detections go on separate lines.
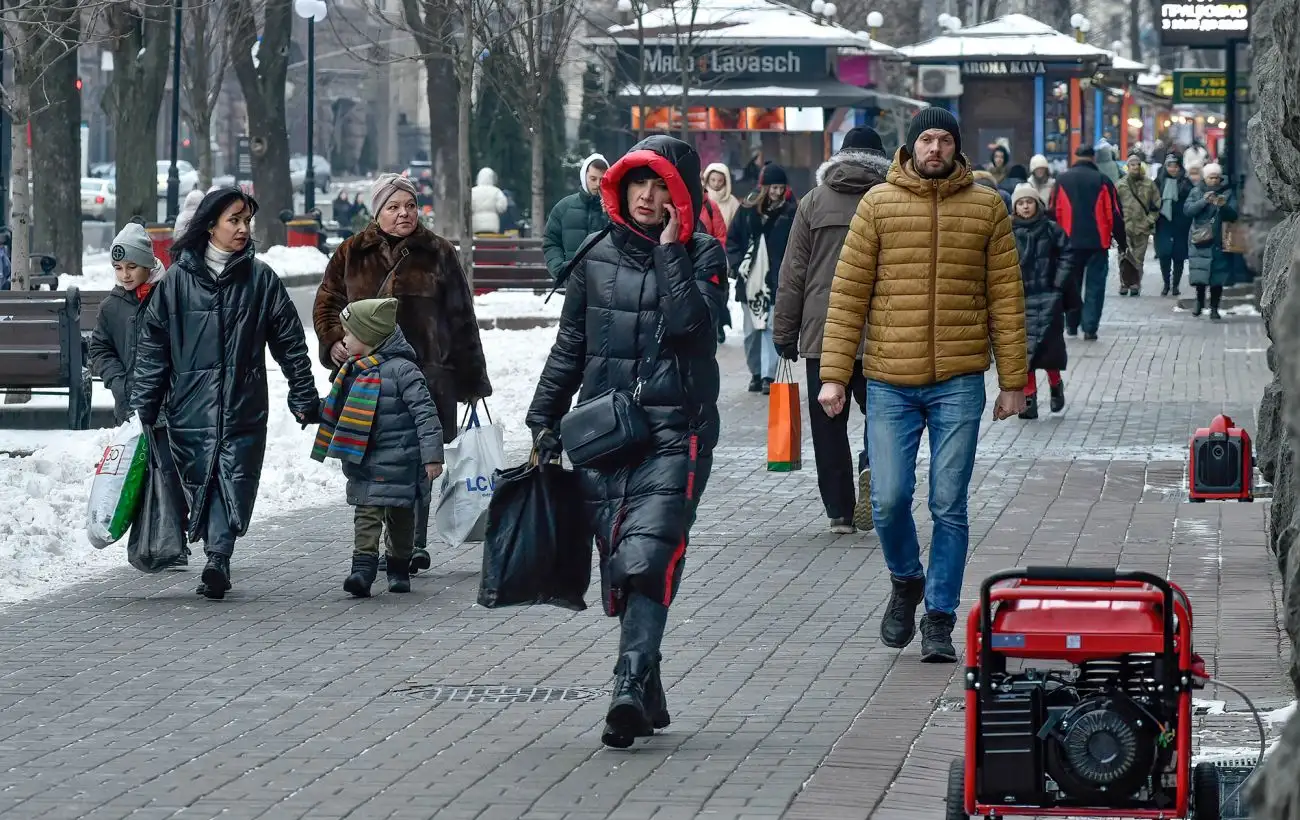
433, 403, 506, 547
86, 416, 150, 549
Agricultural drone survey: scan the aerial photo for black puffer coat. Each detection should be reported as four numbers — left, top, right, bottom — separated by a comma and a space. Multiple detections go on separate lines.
132, 245, 319, 541
726, 194, 798, 304
89, 282, 157, 423
527, 135, 727, 617
1154, 166, 1194, 261
1012, 212, 1076, 371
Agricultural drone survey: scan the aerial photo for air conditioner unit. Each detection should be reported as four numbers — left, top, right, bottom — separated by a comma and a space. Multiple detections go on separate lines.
917, 66, 963, 98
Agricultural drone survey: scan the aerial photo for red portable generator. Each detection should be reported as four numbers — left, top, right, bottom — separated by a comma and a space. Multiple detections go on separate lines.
948, 566, 1222, 820
1189, 414, 1253, 502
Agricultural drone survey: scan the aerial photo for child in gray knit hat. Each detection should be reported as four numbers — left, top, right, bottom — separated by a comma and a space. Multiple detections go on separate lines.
89, 222, 167, 421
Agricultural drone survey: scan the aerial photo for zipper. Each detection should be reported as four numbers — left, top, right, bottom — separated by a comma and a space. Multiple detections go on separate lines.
929, 182, 939, 384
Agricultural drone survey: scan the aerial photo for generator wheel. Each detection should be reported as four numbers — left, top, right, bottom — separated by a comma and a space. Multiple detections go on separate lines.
945, 758, 968, 820
1192, 762, 1222, 820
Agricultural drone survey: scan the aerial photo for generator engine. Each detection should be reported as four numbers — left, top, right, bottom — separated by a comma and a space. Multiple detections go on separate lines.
978, 654, 1178, 810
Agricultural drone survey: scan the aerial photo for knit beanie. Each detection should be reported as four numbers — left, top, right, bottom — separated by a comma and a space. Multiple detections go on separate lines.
841, 126, 885, 155
1202, 163, 1223, 178
110, 223, 156, 270
1011, 182, 1042, 206
1029, 154, 1050, 172
1075, 144, 1096, 159
369, 172, 419, 214
340, 298, 399, 349
905, 107, 962, 155
759, 163, 788, 186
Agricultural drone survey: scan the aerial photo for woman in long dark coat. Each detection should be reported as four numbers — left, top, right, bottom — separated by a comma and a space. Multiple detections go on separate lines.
313, 173, 492, 573
526, 135, 727, 749
1185, 162, 1240, 321
1154, 153, 1194, 297
1010, 183, 1076, 419
132, 188, 320, 599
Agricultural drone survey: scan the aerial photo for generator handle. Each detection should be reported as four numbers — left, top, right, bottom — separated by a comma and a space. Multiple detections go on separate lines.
977, 568, 1178, 698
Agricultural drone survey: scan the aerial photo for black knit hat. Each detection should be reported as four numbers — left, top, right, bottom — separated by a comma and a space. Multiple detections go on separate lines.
1075, 144, 1096, 159
905, 107, 962, 155
759, 163, 788, 186
841, 126, 885, 155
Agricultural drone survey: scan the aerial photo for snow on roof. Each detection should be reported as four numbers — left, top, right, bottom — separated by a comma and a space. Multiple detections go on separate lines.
1106, 53, 1148, 72
898, 12, 1115, 63
601, 0, 894, 50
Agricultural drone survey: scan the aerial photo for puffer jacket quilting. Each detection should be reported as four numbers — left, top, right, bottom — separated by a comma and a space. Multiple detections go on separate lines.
336, 328, 444, 507
1185, 181, 1239, 287
542, 192, 610, 282
527, 135, 727, 617
820, 149, 1028, 391
89, 285, 156, 423
1013, 213, 1075, 370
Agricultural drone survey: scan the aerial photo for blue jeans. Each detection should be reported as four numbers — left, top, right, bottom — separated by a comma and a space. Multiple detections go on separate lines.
866, 374, 985, 615
1066, 250, 1110, 335
742, 306, 777, 380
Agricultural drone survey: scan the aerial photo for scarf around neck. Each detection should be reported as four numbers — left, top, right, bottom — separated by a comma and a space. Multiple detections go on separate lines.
1161, 177, 1180, 221
311, 353, 386, 464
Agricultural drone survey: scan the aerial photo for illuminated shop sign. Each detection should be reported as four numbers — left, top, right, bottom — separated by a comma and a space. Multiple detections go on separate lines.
1159, 1, 1250, 46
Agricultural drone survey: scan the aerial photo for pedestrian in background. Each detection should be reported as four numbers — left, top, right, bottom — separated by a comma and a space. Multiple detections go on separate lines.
703, 162, 740, 228
1011, 183, 1075, 420
132, 188, 321, 600
1185, 162, 1239, 321
973, 169, 1013, 213
1154, 153, 1194, 297
774, 126, 889, 535
312, 297, 444, 598
1049, 144, 1127, 341
727, 163, 797, 395
1027, 154, 1055, 204
1117, 151, 1159, 296
986, 144, 1011, 184
527, 135, 726, 749
471, 168, 508, 235
818, 109, 1027, 664
542, 153, 610, 284
172, 189, 205, 239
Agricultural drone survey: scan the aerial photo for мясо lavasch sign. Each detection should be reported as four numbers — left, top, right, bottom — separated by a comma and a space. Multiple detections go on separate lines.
1158, 1, 1249, 46
617, 45, 827, 84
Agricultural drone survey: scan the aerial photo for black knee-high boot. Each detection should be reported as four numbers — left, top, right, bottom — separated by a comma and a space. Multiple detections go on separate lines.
603, 592, 669, 748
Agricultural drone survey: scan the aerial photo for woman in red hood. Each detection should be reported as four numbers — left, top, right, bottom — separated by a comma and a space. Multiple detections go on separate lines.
527, 135, 727, 749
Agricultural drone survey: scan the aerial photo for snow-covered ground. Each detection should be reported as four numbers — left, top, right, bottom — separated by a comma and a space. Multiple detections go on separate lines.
0, 326, 555, 605
70, 246, 331, 291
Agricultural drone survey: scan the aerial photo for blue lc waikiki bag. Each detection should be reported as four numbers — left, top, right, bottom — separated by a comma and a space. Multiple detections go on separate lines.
433, 402, 506, 547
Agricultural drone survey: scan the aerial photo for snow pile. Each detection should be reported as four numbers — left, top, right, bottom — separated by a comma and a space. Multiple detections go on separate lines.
473, 290, 563, 320
0, 326, 556, 604
72, 245, 330, 292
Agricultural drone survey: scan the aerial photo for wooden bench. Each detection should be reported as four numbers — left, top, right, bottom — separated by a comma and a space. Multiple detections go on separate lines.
457, 238, 552, 292
80, 290, 111, 338
0, 288, 92, 430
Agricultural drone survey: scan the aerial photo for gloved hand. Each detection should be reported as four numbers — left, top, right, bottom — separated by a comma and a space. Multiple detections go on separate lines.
531, 426, 563, 462
776, 342, 799, 362
295, 398, 323, 429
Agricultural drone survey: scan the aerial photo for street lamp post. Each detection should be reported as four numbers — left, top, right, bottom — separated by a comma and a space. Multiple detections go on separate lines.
295, 0, 328, 213
866, 10, 883, 40
0, 0, 10, 232
166, 0, 182, 222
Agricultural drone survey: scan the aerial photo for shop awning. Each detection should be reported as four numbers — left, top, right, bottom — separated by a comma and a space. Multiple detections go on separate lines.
617, 80, 926, 109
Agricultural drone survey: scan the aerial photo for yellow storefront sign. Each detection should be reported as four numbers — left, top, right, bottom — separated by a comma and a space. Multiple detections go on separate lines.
1172, 70, 1250, 103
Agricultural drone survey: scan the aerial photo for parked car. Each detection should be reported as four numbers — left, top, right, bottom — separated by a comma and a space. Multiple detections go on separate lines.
89, 162, 115, 180
81, 177, 116, 221
155, 160, 200, 198
290, 154, 331, 193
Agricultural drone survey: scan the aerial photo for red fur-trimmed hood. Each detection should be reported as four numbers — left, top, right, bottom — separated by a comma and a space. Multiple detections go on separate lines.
600, 135, 704, 245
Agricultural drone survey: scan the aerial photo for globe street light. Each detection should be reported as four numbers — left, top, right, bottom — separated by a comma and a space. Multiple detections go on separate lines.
295, 0, 328, 212
866, 10, 884, 39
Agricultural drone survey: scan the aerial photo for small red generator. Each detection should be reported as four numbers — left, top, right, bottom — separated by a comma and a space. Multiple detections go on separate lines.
1189, 414, 1253, 502
948, 566, 1222, 820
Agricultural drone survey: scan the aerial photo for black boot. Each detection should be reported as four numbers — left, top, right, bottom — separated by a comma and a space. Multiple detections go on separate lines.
1210, 308, 1222, 322
601, 652, 653, 749
1050, 381, 1065, 413
343, 554, 380, 598
1018, 394, 1038, 420
409, 548, 431, 576
199, 553, 232, 600
761, 378, 773, 395
387, 555, 412, 593
880, 575, 925, 649
920, 611, 959, 663
641, 655, 670, 733
747, 375, 763, 393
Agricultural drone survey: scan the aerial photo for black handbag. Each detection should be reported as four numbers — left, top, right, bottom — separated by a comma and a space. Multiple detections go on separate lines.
559, 315, 664, 468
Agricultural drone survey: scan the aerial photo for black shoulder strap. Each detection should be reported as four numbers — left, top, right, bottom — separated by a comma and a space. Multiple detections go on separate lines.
545, 224, 612, 304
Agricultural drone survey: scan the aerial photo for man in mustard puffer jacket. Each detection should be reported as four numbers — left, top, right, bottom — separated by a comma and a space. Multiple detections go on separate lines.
818, 108, 1029, 663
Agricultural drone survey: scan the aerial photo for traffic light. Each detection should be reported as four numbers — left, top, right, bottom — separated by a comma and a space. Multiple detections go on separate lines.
75, 78, 82, 91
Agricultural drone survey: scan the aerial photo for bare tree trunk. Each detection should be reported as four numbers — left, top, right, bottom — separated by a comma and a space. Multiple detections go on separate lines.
8, 94, 32, 291
1128, 0, 1143, 60
1043, 0, 1072, 35
193, 114, 215, 190
427, 56, 462, 239
29, 1, 82, 276
181, 1, 228, 192
106, 1, 173, 230
457, 1, 473, 279
229, 0, 293, 247
530, 126, 545, 241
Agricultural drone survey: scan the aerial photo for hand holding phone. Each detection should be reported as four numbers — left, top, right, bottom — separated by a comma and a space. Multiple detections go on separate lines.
660, 204, 680, 246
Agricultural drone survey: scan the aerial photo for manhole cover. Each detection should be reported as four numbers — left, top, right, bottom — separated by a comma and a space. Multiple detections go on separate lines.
391, 685, 605, 704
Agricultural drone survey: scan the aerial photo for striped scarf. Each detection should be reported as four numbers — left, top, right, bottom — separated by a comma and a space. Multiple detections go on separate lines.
311, 354, 385, 464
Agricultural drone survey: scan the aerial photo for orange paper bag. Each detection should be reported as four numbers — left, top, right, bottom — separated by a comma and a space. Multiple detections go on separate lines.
767, 361, 802, 472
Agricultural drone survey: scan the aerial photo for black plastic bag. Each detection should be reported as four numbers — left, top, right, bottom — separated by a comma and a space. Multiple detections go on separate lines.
127, 429, 189, 573
478, 461, 591, 611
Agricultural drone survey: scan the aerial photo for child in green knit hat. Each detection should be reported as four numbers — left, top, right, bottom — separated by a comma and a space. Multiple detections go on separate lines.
312, 297, 444, 597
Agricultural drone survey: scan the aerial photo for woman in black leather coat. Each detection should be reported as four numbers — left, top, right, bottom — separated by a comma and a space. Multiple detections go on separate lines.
527, 135, 727, 748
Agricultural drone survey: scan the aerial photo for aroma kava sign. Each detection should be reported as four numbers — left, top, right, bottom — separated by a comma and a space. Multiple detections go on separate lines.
627, 46, 825, 82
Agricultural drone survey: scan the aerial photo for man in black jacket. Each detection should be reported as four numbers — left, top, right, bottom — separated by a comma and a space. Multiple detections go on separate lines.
1049, 145, 1127, 340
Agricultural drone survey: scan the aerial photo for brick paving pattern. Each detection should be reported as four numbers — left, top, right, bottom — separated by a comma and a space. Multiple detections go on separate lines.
0, 261, 1285, 820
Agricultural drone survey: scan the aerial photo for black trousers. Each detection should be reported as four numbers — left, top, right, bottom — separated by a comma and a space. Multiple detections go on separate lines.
1159, 256, 1185, 291
805, 357, 868, 521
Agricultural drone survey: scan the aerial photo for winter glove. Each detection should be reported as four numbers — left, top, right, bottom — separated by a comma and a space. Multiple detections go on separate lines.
776, 342, 799, 362
531, 426, 563, 463
294, 398, 323, 429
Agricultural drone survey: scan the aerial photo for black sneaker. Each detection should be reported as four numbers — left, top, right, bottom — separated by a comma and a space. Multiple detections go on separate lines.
1118, 287, 1128, 296
920, 612, 959, 663
199, 553, 232, 600
1129, 289, 1140, 297
1050, 381, 1065, 413
1161, 284, 1170, 296
1210, 309, 1223, 322
761, 378, 773, 395
880, 575, 925, 648
409, 548, 431, 576
1066, 327, 1078, 337
747, 376, 763, 393
1018, 394, 1038, 420
1192, 305, 1203, 317
1083, 332, 1098, 341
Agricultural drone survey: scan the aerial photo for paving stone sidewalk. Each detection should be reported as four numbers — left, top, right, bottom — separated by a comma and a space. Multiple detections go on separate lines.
0, 260, 1286, 820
